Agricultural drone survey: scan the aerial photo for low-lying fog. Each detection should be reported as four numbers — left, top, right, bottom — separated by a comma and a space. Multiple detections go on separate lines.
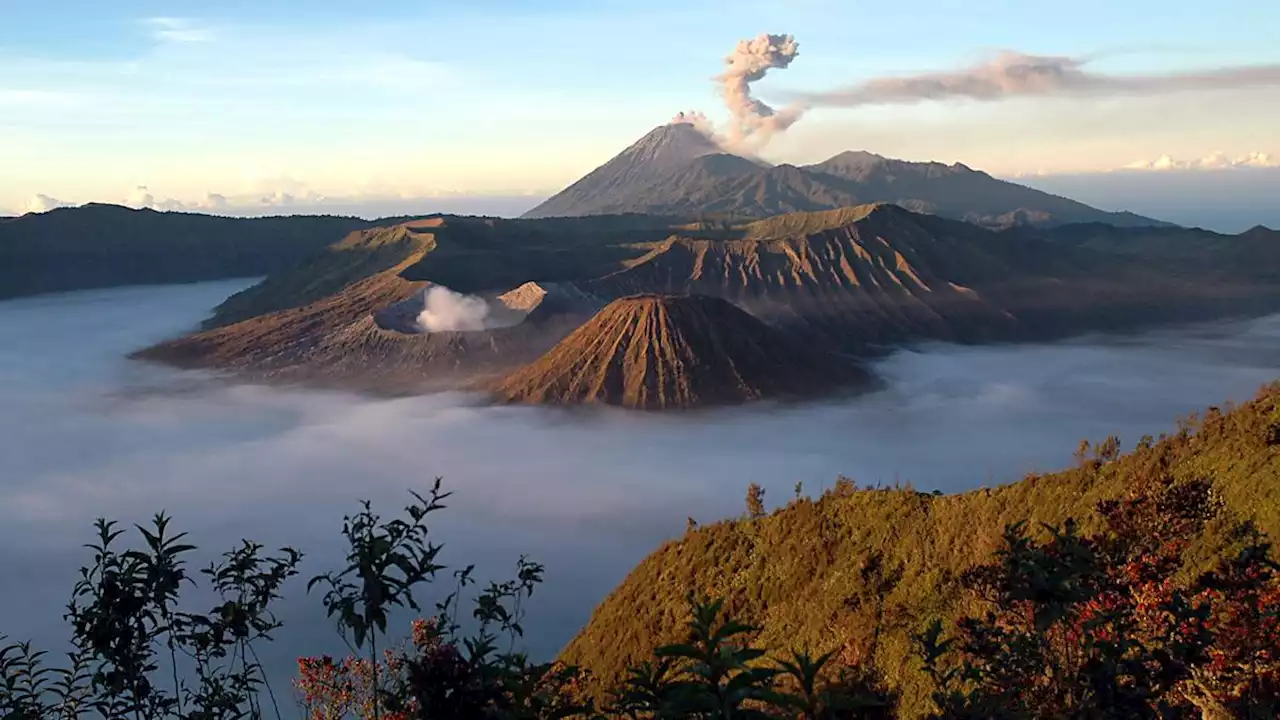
3, 280, 1279, 687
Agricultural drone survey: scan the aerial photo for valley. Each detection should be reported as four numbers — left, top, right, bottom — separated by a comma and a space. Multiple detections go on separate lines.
3, 279, 1280, 713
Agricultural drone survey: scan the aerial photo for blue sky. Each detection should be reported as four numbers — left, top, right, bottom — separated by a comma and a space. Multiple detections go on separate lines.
3, 0, 1279, 217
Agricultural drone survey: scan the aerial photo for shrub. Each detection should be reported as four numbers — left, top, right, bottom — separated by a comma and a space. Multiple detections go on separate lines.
3, 471, 1277, 718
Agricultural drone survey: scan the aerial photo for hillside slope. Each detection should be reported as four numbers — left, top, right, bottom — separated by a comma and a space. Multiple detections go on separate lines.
522, 123, 739, 219
524, 123, 1168, 229
583, 204, 1253, 352
135, 246, 600, 393
491, 294, 872, 410
562, 384, 1280, 716
205, 214, 678, 328
0, 204, 369, 300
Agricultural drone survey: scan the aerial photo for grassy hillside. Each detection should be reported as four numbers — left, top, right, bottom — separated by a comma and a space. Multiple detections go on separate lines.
0, 204, 370, 300
562, 383, 1280, 716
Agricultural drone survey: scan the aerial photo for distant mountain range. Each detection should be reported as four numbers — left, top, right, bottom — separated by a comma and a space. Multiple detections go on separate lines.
523, 122, 1169, 229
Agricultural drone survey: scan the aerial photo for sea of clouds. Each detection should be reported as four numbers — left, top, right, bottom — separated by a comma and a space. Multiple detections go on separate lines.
2, 279, 1279, 682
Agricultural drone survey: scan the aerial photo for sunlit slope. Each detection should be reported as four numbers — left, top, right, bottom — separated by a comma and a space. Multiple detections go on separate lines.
492, 293, 873, 410
562, 384, 1280, 716
586, 203, 1249, 351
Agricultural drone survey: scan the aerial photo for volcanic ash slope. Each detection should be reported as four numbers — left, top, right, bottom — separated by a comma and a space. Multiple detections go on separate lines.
490, 293, 873, 410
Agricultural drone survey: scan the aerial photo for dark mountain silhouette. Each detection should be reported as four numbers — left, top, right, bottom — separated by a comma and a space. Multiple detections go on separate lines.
1024, 221, 1280, 285
491, 293, 872, 410
523, 123, 1170, 229
0, 203, 370, 300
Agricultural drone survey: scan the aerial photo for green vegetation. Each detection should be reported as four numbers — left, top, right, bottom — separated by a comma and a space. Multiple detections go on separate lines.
563, 384, 1280, 716
4, 389, 1280, 718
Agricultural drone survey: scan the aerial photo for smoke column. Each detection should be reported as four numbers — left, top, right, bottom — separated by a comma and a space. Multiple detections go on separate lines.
674, 36, 1280, 153
417, 286, 493, 333
716, 34, 803, 152
793, 51, 1280, 108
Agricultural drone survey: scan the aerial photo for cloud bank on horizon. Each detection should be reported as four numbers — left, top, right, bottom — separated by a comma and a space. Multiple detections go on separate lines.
10, 185, 544, 220
676, 34, 1280, 155
1122, 151, 1278, 172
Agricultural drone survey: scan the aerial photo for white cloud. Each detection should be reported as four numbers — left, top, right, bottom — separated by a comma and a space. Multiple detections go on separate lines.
125, 185, 156, 209
110, 180, 334, 214
17, 194, 74, 214
1122, 151, 1279, 171
142, 17, 216, 44
10, 180, 537, 219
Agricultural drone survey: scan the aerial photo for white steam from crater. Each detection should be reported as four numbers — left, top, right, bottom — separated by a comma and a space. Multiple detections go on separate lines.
415, 286, 525, 333
417, 286, 495, 333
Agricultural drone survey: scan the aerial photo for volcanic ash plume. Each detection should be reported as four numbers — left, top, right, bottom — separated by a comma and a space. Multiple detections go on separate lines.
716, 33, 804, 153
792, 51, 1280, 108
673, 37, 1280, 154
417, 286, 494, 333
670, 110, 717, 138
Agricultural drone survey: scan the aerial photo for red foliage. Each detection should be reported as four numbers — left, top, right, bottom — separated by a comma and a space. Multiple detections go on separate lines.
931, 477, 1280, 718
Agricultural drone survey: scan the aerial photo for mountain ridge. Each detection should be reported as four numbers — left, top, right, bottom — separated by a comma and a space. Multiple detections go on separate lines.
134, 203, 1280, 397
523, 124, 1171, 229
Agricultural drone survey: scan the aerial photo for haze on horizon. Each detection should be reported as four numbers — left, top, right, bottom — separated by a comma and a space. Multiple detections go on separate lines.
3, 0, 1280, 230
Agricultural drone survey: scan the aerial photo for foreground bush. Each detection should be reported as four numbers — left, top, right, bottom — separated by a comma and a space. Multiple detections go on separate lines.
3, 471, 1278, 718
917, 476, 1280, 719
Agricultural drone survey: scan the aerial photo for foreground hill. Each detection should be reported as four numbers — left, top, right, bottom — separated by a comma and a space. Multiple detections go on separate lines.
0, 204, 370, 300
491, 294, 872, 410
562, 383, 1280, 716
523, 122, 1168, 229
